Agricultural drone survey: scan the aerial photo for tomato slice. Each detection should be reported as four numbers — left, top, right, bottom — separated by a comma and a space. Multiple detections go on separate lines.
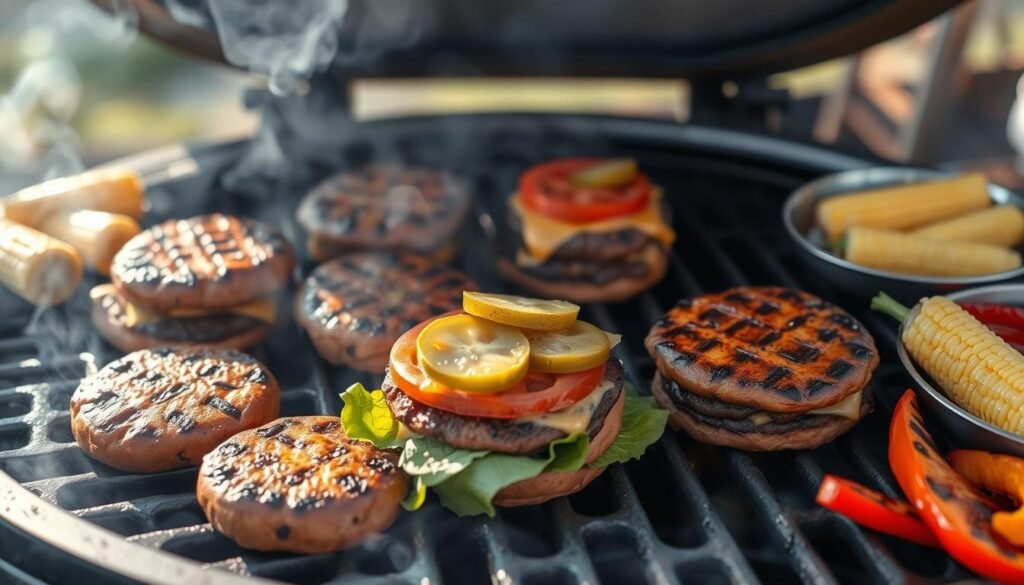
390, 316, 606, 419
519, 158, 651, 224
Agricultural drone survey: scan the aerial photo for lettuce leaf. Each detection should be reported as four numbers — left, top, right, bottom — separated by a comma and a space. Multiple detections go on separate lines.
339, 383, 399, 449
590, 394, 668, 468
400, 436, 490, 487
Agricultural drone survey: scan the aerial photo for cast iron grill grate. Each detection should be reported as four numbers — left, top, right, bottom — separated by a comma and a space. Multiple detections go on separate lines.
0, 116, 974, 584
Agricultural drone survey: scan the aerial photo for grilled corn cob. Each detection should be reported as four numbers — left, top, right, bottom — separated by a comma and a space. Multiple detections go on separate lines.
873, 292, 1024, 435
38, 211, 140, 275
1, 168, 144, 227
0, 218, 82, 305
845, 227, 1021, 276
910, 205, 1024, 248
817, 173, 990, 241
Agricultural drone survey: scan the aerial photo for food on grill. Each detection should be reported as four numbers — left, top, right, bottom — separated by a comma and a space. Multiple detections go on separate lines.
296, 164, 471, 262
462, 291, 579, 330
911, 205, 1024, 247
197, 416, 407, 554
950, 450, 1024, 546
843, 227, 1021, 277
874, 292, 1024, 435
816, 172, 989, 241
498, 157, 676, 302
70, 347, 280, 473
0, 218, 83, 306
1, 168, 144, 227
342, 292, 667, 516
37, 210, 140, 275
645, 287, 879, 451
295, 252, 473, 372
526, 321, 613, 373
94, 214, 294, 352
890, 390, 1024, 583
815, 474, 938, 547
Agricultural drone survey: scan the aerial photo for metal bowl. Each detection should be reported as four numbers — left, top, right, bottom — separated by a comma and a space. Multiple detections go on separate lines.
898, 284, 1024, 456
782, 167, 1024, 303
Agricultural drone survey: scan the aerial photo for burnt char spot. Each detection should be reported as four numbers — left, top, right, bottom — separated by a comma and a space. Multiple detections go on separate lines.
312, 420, 340, 434
725, 292, 752, 305
762, 367, 792, 389
365, 456, 395, 474
252, 452, 279, 468
845, 342, 873, 360
806, 380, 830, 396
212, 381, 238, 391
817, 328, 840, 342
698, 308, 726, 327
276, 435, 296, 447
913, 441, 930, 457
775, 289, 803, 302
198, 364, 220, 377
235, 483, 260, 501
733, 348, 760, 363
206, 396, 242, 419
673, 351, 697, 365
285, 468, 313, 486
351, 318, 373, 332
783, 315, 809, 330
136, 371, 164, 383
109, 361, 134, 374
663, 326, 700, 340
696, 339, 720, 353
829, 313, 861, 331
256, 422, 287, 438
247, 368, 268, 385
755, 302, 780, 315
203, 463, 237, 483
775, 386, 802, 401
218, 442, 247, 457
778, 342, 820, 364
369, 322, 387, 336
826, 359, 854, 380
674, 299, 693, 309
724, 319, 751, 335
292, 496, 330, 512
379, 306, 400, 318
338, 474, 369, 495
757, 332, 781, 346
710, 366, 734, 382
319, 445, 349, 462
151, 347, 174, 357
136, 426, 162, 439
926, 477, 954, 501
276, 525, 290, 540
166, 411, 196, 433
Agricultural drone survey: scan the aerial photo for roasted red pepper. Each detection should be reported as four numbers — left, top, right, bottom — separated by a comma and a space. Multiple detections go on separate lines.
816, 474, 939, 547
962, 303, 1024, 331
890, 390, 1024, 583
951, 450, 1024, 547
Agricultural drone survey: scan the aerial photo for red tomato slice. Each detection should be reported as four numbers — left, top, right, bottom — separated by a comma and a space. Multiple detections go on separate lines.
389, 316, 606, 419
519, 158, 651, 224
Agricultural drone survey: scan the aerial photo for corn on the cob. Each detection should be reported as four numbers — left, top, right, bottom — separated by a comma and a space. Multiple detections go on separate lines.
873, 293, 1024, 435
845, 227, 1021, 276
817, 173, 990, 241
911, 205, 1024, 247
38, 211, 140, 276
1, 168, 144, 227
0, 218, 82, 305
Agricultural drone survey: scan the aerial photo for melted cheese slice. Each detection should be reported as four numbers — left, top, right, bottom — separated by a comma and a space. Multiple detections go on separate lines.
90, 284, 278, 327
747, 391, 863, 425
522, 378, 616, 434
511, 187, 677, 264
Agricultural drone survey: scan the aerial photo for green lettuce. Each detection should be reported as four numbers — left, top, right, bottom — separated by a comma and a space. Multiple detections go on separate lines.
340, 383, 666, 517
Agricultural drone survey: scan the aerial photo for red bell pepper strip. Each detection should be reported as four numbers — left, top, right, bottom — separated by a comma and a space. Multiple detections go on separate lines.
962, 303, 1024, 331
816, 474, 939, 547
890, 389, 1024, 583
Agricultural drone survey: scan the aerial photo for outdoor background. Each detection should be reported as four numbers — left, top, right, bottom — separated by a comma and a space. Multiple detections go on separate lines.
1, 0, 1023, 193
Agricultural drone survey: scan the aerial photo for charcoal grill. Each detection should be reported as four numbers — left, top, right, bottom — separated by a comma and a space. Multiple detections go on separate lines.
1, 1, 984, 583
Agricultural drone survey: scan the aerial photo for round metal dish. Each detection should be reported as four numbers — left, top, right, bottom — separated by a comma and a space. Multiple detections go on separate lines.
897, 284, 1024, 456
782, 167, 1024, 303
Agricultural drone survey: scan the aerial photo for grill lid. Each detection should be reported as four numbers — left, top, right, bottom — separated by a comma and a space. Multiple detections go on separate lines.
101, 0, 960, 78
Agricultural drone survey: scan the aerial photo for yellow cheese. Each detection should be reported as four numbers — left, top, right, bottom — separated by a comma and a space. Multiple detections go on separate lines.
746, 390, 864, 424
90, 284, 277, 327
522, 378, 615, 434
510, 187, 676, 263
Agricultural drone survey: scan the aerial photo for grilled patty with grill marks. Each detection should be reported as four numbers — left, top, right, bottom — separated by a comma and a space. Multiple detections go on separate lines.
197, 416, 407, 554
381, 359, 625, 454
645, 287, 879, 413
71, 347, 280, 472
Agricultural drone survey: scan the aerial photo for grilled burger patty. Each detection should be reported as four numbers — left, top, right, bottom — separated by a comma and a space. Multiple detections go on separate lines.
197, 416, 407, 554
506, 207, 661, 262
645, 287, 879, 413
381, 359, 625, 454
71, 347, 280, 472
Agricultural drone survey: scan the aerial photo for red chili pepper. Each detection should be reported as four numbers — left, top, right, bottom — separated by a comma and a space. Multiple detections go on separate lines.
962, 303, 1024, 331
890, 389, 1024, 583
816, 474, 939, 547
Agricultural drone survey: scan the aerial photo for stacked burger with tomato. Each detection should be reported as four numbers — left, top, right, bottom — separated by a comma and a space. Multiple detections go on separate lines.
499, 158, 677, 302
340, 292, 667, 516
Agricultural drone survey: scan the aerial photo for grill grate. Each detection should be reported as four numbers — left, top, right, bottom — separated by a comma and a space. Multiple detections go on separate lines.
0, 115, 973, 584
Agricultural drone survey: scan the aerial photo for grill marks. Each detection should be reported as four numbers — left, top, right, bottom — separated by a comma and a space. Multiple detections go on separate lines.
645, 286, 879, 408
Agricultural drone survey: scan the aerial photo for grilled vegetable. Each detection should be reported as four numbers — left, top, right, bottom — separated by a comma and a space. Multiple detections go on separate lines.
815, 474, 938, 547
570, 158, 638, 188
890, 390, 1024, 583
873, 292, 1024, 434
463, 291, 579, 331
38, 210, 140, 275
2, 168, 144, 227
911, 205, 1024, 248
950, 450, 1024, 546
520, 158, 651, 223
415, 314, 530, 393
845, 227, 1021, 276
0, 218, 82, 305
527, 321, 611, 373
817, 173, 990, 241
